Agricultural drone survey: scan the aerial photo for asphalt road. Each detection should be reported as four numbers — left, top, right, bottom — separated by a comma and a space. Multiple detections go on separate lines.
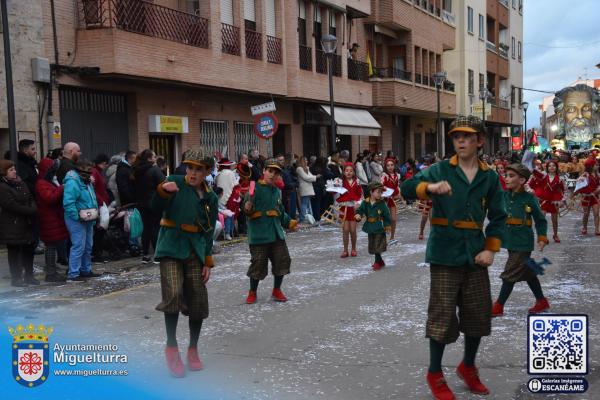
1, 210, 598, 399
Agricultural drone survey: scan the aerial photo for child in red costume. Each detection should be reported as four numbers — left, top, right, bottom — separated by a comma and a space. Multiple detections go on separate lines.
532, 160, 565, 242
336, 163, 363, 257
495, 161, 507, 191
380, 158, 401, 242
575, 157, 600, 235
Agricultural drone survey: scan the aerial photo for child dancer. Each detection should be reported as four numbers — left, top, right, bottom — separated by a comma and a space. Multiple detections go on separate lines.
381, 158, 400, 243
532, 160, 565, 242
491, 163, 550, 317
337, 162, 363, 257
576, 157, 600, 235
355, 182, 391, 270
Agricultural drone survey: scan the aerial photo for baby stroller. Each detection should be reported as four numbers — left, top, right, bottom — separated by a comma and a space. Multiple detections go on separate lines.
102, 203, 142, 260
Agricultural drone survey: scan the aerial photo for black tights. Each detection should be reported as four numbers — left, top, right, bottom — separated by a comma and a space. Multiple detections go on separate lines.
250, 276, 283, 291
164, 313, 203, 348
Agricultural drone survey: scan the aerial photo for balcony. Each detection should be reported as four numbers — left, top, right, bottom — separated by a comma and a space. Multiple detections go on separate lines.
441, 10, 456, 26
333, 55, 342, 77
348, 59, 369, 81
316, 49, 327, 74
372, 67, 412, 82
498, 44, 509, 59
499, 0, 509, 8
372, 79, 456, 114
486, 41, 497, 52
267, 36, 282, 64
245, 30, 262, 60
79, 0, 209, 48
443, 80, 455, 92
222, 23, 240, 56
299, 45, 312, 71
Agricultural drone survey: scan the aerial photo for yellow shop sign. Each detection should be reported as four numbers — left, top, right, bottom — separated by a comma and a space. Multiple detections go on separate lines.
149, 115, 189, 134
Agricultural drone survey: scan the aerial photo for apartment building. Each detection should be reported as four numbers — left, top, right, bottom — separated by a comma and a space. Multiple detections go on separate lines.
445, 0, 523, 154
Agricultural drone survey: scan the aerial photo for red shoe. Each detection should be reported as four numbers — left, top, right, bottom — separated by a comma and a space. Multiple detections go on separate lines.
372, 261, 383, 271
426, 371, 456, 400
456, 361, 489, 395
491, 301, 504, 317
165, 346, 185, 378
187, 347, 203, 371
272, 288, 288, 302
581, 228, 588, 235
418, 233, 424, 240
529, 298, 550, 314
350, 249, 357, 257
553, 235, 561, 243
246, 290, 257, 304
340, 251, 349, 258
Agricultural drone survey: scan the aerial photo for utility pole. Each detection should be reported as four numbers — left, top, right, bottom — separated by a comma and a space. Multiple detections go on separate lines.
1, 0, 18, 165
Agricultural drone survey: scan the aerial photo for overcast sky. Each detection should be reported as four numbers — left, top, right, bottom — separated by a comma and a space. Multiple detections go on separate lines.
523, 0, 600, 129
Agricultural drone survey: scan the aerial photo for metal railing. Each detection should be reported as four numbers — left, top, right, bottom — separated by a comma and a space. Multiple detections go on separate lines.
498, 46, 509, 58
415, 73, 422, 84
441, 10, 456, 25
316, 49, 327, 74
333, 54, 342, 77
267, 36, 282, 64
222, 23, 240, 55
245, 30, 262, 60
348, 59, 369, 81
299, 45, 312, 71
422, 75, 430, 86
499, 99, 509, 108
486, 41, 497, 52
79, 0, 210, 48
443, 80, 455, 92
373, 67, 412, 82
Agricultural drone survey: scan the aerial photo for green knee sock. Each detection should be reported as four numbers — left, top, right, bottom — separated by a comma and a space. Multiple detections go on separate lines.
429, 339, 446, 373
527, 277, 544, 300
463, 336, 481, 367
497, 281, 515, 305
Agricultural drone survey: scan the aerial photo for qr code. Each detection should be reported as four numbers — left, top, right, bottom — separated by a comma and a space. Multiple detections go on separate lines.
528, 315, 587, 374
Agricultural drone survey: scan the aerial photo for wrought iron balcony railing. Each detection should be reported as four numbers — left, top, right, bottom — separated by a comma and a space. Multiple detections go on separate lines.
372, 67, 412, 82
347, 59, 369, 81
316, 49, 327, 74
299, 45, 312, 71
245, 30, 262, 60
267, 36, 282, 64
79, 0, 209, 48
222, 23, 240, 55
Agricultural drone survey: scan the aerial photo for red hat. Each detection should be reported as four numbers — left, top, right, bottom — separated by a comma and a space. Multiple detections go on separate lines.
343, 162, 354, 169
384, 157, 397, 165
218, 158, 235, 166
584, 157, 597, 168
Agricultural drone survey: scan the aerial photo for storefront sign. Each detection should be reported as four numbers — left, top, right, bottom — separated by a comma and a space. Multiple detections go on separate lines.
512, 136, 523, 150
511, 126, 522, 138
471, 103, 492, 118
148, 115, 189, 134
52, 122, 61, 140
253, 113, 278, 139
251, 101, 276, 116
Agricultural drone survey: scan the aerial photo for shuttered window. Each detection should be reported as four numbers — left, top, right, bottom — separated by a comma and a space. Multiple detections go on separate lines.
201, 120, 229, 158
265, 0, 276, 36
244, 0, 255, 22
220, 0, 233, 24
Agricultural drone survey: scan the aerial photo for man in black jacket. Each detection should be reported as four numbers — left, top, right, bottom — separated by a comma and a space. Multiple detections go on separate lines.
116, 150, 137, 207
249, 149, 263, 181
16, 139, 38, 196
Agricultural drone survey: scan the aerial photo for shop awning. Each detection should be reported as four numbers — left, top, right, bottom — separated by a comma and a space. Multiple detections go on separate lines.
320, 105, 381, 136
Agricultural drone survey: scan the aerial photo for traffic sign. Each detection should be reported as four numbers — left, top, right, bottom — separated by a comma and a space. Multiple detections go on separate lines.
254, 113, 278, 139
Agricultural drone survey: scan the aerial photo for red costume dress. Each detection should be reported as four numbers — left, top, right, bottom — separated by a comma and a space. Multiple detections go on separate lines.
381, 172, 400, 209
532, 169, 565, 214
577, 173, 600, 208
336, 178, 363, 221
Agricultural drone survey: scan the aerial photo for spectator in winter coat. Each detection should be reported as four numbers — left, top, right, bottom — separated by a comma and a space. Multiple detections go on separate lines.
310, 156, 334, 221
105, 154, 122, 204
173, 150, 189, 176
328, 151, 343, 179
370, 153, 384, 182
0, 160, 38, 287
133, 149, 166, 263
249, 149, 263, 181
281, 154, 299, 219
35, 158, 68, 282
116, 150, 137, 207
91, 154, 111, 263
296, 156, 320, 222
215, 158, 237, 207
16, 139, 38, 197
57, 142, 81, 184
63, 159, 100, 282
355, 154, 369, 194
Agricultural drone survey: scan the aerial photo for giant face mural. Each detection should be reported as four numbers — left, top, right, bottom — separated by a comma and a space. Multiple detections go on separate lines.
553, 84, 600, 150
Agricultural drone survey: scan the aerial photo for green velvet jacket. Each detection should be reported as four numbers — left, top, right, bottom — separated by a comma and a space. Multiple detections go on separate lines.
244, 180, 297, 245
355, 198, 391, 234
151, 175, 218, 266
503, 189, 548, 252
400, 155, 507, 266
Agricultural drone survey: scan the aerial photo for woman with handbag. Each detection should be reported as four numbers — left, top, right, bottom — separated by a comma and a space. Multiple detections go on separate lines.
63, 159, 101, 282
0, 160, 38, 287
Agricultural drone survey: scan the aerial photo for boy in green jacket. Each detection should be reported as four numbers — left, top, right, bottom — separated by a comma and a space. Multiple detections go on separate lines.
354, 181, 391, 270
491, 163, 550, 317
243, 159, 298, 304
152, 148, 218, 378
401, 115, 507, 400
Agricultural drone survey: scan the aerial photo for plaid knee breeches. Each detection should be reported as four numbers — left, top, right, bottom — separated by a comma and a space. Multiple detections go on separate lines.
155, 253, 209, 321
426, 264, 492, 344
247, 240, 291, 281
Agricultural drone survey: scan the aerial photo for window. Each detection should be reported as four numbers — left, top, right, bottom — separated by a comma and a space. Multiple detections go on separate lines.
265, 0, 276, 37
298, 0, 307, 46
512, 0, 516, 9
220, 0, 233, 24
518, 41, 522, 62
518, 0, 523, 13
234, 122, 259, 158
329, 10, 336, 36
511, 36, 515, 58
244, 0, 256, 31
478, 14, 484, 39
511, 85, 515, 107
518, 88, 523, 106
479, 73, 485, 91
201, 120, 229, 157
468, 69, 474, 95
467, 7, 473, 33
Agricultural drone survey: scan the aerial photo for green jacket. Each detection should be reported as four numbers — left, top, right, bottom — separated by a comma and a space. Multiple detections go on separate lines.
400, 155, 507, 266
244, 180, 296, 245
503, 190, 548, 252
151, 175, 218, 266
355, 198, 391, 234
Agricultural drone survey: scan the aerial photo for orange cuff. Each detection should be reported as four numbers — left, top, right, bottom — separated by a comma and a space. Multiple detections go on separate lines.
538, 235, 549, 244
156, 182, 174, 199
204, 255, 214, 268
416, 182, 431, 200
288, 219, 298, 230
484, 237, 502, 252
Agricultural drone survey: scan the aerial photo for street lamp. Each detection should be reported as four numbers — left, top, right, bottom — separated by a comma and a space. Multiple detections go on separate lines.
479, 88, 491, 135
321, 34, 338, 153
1, 0, 18, 165
432, 71, 447, 158
521, 101, 529, 148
